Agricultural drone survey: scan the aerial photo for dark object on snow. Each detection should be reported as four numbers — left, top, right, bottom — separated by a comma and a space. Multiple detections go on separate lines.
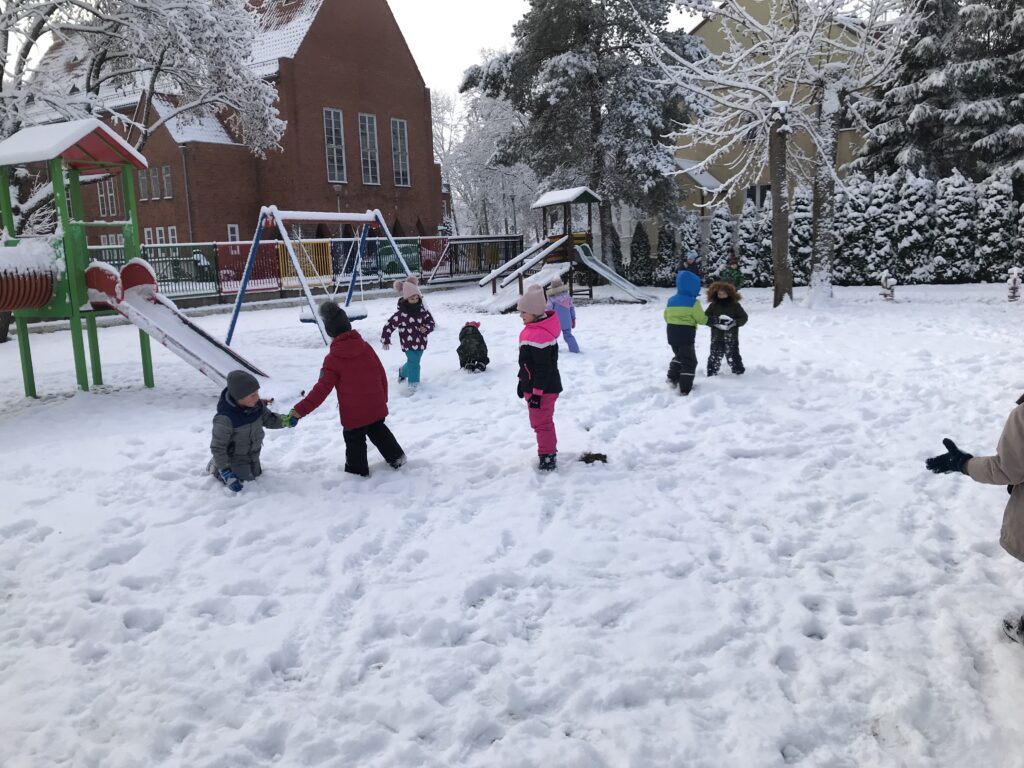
925, 438, 973, 474
539, 453, 557, 472
343, 419, 405, 477
579, 452, 608, 464
320, 301, 352, 338
457, 322, 489, 372
209, 389, 288, 482
1004, 613, 1024, 644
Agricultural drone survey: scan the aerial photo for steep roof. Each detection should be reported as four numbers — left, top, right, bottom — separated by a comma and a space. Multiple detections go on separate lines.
0, 118, 148, 171
531, 187, 603, 209
151, 98, 238, 146
251, 0, 327, 77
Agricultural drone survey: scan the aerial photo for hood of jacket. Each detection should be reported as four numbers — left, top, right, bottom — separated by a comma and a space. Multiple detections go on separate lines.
520, 310, 561, 343
668, 270, 701, 307
328, 329, 369, 359
459, 325, 483, 342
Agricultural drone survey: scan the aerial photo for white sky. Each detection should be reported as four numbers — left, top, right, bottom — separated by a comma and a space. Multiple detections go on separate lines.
387, 1, 695, 96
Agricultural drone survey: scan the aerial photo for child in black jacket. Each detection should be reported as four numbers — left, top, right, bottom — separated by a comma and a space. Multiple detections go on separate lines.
705, 281, 748, 376
457, 321, 489, 372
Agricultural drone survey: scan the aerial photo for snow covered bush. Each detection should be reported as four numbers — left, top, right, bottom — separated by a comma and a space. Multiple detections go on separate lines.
895, 171, 937, 284
974, 173, 1015, 282
933, 169, 977, 283
628, 222, 653, 286
654, 225, 677, 287
866, 172, 901, 280
833, 174, 873, 285
705, 205, 734, 281
788, 187, 813, 286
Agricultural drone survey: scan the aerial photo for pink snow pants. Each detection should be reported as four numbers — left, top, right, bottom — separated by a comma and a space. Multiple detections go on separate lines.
526, 393, 559, 455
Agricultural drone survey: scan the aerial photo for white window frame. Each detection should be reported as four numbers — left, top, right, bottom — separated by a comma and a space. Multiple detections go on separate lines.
391, 118, 410, 187
138, 170, 149, 201
100, 234, 109, 246
143, 227, 154, 245
167, 226, 178, 244
97, 185, 107, 217
162, 165, 173, 199
227, 224, 240, 242
149, 168, 160, 201
324, 108, 347, 184
359, 113, 380, 185
155, 226, 165, 246
115, 233, 124, 245
104, 178, 117, 217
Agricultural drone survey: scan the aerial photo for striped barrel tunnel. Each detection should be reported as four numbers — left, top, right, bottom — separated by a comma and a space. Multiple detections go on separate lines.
0, 271, 55, 312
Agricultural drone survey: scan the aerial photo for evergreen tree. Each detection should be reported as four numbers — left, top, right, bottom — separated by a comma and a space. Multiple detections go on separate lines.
895, 171, 937, 284
754, 193, 775, 288
933, 169, 978, 282
629, 222, 653, 286
608, 224, 625, 276
705, 205, 734, 280
654, 225, 677, 287
854, 0, 961, 177
975, 172, 1016, 282
865, 172, 901, 280
678, 210, 700, 267
736, 200, 761, 285
461, 1, 703, 257
939, 0, 1024, 181
835, 174, 873, 285
788, 187, 813, 285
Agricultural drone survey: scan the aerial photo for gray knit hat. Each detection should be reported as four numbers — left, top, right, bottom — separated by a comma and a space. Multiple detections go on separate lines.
319, 301, 352, 337
227, 370, 260, 400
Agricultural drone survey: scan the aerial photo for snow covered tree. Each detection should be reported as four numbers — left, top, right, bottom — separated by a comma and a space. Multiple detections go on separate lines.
895, 171, 937, 284
788, 187, 813, 286
654, 225, 677, 287
865, 172, 901, 280
933, 169, 978, 282
853, 0, 962, 178
678, 210, 701, 265
461, 0, 702, 261
975, 173, 1016, 282
736, 200, 760, 284
705, 205, 734, 281
628, 222, 653, 286
608, 223, 626, 276
833, 173, 873, 285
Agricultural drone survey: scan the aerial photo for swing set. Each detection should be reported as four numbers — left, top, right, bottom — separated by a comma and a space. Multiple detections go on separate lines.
225, 206, 413, 347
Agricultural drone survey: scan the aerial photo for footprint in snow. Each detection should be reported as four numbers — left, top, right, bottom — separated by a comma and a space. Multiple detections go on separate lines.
122, 607, 164, 633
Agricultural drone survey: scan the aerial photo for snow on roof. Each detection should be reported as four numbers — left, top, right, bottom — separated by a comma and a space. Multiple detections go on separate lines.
675, 157, 723, 191
531, 187, 603, 209
251, 0, 326, 77
0, 238, 60, 275
0, 119, 148, 171
152, 99, 237, 146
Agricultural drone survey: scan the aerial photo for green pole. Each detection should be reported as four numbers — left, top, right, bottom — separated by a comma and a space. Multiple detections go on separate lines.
0, 166, 15, 235
86, 315, 103, 385
15, 317, 37, 398
139, 330, 154, 388
50, 159, 89, 392
120, 165, 141, 260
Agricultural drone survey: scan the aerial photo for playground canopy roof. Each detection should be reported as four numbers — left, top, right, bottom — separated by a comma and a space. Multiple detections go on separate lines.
0, 119, 148, 173
531, 187, 602, 209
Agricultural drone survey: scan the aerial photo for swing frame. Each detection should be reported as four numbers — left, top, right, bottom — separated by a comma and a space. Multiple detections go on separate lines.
225, 206, 413, 346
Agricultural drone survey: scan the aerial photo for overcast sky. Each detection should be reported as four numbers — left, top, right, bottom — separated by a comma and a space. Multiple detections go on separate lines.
387, 1, 694, 97
387, 0, 531, 96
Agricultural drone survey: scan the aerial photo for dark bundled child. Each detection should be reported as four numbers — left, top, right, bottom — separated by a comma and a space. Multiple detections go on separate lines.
457, 321, 489, 372
704, 280, 748, 376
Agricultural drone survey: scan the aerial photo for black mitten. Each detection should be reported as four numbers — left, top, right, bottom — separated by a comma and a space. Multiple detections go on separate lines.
925, 438, 973, 474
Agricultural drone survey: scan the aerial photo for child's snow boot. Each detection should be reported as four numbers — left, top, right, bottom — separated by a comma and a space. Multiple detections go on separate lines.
538, 453, 557, 472
398, 370, 406, 383
1002, 612, 1024, 644
389, 454, 407, 470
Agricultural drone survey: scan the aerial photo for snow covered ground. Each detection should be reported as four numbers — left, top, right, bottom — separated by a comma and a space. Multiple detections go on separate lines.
2, 283, 1023, 767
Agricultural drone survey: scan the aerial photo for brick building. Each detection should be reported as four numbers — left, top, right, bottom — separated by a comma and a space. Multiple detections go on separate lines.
35, 0, 444, 247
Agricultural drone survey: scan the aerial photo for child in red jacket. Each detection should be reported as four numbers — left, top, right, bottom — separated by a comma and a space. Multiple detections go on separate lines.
291, 302, 406, 476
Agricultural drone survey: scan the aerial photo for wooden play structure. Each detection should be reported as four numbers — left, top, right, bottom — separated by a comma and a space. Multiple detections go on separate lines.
477, 187, 649, 313
0, 119, 265, 397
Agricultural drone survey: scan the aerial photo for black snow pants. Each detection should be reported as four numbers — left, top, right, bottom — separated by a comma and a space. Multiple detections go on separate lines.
343, 419, 405, 476
667, 341, 698, 394
707, 329, 744, 376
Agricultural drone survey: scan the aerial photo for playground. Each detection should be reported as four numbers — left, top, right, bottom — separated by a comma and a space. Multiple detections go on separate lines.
2, 279, 1024, 767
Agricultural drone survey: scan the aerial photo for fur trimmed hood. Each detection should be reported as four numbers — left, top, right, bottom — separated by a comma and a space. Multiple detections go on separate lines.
707, 280, 742, 302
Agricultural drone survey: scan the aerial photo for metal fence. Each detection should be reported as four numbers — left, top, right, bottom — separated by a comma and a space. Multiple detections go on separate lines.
87, 234, 524, 300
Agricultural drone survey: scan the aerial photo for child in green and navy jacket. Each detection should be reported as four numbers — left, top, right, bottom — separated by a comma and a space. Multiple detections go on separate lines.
664, 270, 733, 396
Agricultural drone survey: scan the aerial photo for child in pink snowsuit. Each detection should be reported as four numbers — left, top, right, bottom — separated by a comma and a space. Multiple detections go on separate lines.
545, 277, 580, 353
517, 285, 563, 472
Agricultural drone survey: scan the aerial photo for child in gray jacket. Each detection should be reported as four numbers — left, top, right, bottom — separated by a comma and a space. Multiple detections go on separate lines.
209, 370, 294, 492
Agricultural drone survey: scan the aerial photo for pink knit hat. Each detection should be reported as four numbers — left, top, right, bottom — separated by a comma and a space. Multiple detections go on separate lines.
393, 276, 421, 301
516, 285, 547, 315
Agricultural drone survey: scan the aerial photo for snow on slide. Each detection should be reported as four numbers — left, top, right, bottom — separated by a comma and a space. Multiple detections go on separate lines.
119, 288, 268, 387
575, 244, 651, 303
480, 262, 572, 314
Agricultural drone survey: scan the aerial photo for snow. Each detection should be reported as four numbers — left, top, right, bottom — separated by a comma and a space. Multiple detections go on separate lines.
0, 118, 148, 169
2, 283, 1024, 766
250, 0, 326, 77
0, 238, 59, 275
151, 99, 238, 146
675, 156, 723, 191
530, 187, 602, 209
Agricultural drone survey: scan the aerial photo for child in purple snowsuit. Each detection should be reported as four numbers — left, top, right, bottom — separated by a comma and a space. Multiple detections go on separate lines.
545, 277, 580, 353
381, 278, 435, 388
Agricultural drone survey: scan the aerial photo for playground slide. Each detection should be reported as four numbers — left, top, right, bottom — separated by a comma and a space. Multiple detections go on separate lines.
481, 263, 572, 314
575, 244, 651, 303
477, 240, 546, 287
86, 260, 267, 388
499, 235, 570, 289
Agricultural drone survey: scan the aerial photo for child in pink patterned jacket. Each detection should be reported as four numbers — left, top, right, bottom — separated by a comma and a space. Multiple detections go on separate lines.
517, 285, 563, 472
381, 278, 435, 389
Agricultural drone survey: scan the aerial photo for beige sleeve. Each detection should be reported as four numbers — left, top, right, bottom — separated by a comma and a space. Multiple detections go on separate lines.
965, 405, 1024, 486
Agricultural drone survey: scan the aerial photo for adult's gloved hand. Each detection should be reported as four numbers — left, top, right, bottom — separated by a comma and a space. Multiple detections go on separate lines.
528, 393, 543, 409
925, 438, 973, 474
219, 469, 244, 492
